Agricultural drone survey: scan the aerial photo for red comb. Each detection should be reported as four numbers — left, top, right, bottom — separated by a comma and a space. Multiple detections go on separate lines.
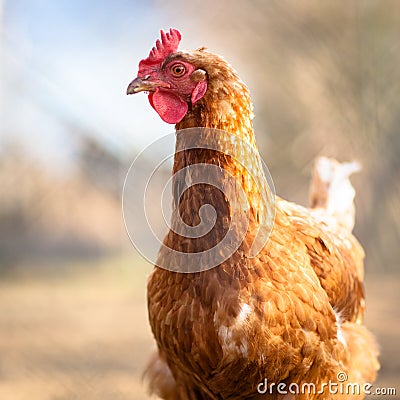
138, 28, 181, 75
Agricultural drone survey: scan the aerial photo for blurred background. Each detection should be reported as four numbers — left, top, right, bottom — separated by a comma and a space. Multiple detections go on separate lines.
0, 0, 399, 399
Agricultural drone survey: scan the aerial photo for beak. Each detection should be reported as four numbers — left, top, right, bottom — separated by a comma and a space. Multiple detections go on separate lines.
126, 77, 169, 95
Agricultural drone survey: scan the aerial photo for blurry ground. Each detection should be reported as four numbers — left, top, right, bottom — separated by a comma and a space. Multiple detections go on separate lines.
364, 275, 400, 399
0, 254, 398, 400
0, 254, 155, 400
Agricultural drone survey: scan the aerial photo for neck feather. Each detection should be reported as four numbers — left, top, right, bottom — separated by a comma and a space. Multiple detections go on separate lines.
176, 68, 256, 145
164, 58, 273, 259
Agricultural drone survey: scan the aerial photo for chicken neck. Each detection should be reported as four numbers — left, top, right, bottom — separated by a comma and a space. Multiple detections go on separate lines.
166, 74, 273, 258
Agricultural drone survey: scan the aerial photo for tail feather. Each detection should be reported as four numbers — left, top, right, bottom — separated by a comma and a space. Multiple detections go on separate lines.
309, 156, 361, 231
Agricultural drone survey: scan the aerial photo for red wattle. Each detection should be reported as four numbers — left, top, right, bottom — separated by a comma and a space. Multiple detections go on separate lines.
148, 89, 188, 124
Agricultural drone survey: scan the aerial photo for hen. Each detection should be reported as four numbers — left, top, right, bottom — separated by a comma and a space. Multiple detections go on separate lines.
127, 29, 379, 399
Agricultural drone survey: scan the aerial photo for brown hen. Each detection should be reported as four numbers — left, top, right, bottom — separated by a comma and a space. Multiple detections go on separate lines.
127, 29, 379, 399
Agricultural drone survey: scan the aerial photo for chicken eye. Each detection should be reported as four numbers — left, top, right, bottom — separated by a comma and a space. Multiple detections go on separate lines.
171, 64, 186, 77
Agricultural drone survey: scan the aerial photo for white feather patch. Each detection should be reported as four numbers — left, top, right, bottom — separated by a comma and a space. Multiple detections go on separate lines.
334, 310, 347, 347
215, 303, 252, 359
237, 303, 252, 325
